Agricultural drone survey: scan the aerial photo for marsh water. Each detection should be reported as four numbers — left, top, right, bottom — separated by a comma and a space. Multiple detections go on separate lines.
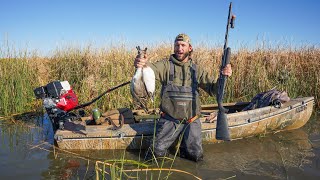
0, 112, 319, 180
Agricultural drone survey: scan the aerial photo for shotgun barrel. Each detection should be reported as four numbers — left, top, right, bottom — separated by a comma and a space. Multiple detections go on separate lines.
216, 2, 235, 141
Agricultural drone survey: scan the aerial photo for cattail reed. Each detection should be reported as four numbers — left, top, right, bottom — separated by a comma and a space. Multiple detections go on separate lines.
0, 42, 319, 116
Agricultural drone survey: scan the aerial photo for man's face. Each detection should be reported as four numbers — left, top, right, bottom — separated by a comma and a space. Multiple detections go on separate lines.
174, 41, 192, 62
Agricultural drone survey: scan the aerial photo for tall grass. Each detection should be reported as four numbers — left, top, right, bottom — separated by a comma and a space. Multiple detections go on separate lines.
0, 42, 319, 116
0, 50, 40, 115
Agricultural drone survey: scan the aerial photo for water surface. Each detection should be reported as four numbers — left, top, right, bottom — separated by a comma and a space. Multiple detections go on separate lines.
0, 112, 319, 179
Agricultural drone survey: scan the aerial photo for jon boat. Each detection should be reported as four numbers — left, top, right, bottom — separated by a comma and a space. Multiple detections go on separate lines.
54, 97, 314, 150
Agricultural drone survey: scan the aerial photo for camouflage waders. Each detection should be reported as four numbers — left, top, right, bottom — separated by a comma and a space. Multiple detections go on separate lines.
149, 60, 203, 162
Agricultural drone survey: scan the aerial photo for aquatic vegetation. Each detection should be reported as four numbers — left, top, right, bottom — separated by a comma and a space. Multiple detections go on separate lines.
0, 41, 319, 116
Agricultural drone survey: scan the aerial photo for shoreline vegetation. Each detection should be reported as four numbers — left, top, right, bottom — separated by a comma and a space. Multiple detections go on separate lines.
1, 41, 319, 179
0, 42, 319, 116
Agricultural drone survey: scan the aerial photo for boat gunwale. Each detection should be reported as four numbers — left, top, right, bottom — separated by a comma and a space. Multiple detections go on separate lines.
56, 97, 314, 140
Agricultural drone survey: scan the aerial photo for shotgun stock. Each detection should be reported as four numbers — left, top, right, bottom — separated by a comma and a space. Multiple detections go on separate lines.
216, 2, 235, 141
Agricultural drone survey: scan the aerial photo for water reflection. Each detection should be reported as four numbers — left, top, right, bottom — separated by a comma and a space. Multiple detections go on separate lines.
198, 130, 316, 179
0, 116, 51, 179
0, 113, 319, 179
41, 113, 54, 145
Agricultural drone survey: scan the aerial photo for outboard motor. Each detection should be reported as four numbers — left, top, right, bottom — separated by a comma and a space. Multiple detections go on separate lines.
34, 81, 79, 130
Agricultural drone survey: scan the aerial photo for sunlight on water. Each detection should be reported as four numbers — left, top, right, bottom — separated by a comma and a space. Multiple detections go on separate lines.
0, 113, 319, 179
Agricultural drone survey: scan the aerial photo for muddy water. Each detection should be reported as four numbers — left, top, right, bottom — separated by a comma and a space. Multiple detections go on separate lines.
0, 112, 319, 180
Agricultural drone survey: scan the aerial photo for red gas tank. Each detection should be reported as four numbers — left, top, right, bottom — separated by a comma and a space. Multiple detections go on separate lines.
56, 88, 79, 111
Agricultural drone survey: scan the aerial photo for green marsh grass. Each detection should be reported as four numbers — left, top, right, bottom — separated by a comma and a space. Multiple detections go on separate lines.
0, 56, 40, 115
0, 42, 319, 116
1, 41, 318, 179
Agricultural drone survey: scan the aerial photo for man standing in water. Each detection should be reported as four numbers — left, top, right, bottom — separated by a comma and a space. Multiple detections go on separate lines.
134, 34, 232, 162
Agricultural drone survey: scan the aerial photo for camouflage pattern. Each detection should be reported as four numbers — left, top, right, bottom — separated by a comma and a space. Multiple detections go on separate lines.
242, 89, 290, 111
175, 33, 191, 45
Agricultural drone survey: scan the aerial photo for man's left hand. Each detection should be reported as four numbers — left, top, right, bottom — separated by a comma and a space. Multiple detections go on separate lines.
222, 64, 232, 77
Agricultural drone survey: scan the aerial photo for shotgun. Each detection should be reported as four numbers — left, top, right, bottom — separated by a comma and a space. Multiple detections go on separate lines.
216, 2, 236, 141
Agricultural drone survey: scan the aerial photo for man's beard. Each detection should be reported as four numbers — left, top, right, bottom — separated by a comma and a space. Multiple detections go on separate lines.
174, 51, 190, 61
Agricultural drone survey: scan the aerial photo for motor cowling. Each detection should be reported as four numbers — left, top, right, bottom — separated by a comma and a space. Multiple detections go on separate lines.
34, 80, 79, 130
34, 80, 79, 111
56, 89, 79, 112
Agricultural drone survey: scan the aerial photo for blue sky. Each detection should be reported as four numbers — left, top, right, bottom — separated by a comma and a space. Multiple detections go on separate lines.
1, 0, 319, 55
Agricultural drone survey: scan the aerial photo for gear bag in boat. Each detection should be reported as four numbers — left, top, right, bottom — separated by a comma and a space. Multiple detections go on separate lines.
242, 89, 290, 111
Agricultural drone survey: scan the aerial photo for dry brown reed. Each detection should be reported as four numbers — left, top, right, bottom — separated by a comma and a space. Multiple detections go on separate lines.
0, 42, 319, 116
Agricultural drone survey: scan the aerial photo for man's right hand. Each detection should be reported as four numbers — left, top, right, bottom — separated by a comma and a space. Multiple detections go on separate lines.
134, 54, 148, 68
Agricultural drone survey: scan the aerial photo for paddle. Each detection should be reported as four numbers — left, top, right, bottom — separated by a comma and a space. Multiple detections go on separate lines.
216, 2, 236, 141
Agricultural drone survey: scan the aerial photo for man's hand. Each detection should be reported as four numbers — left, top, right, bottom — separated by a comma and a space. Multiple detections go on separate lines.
134, 54, 148, 68
221, 64, 232, 77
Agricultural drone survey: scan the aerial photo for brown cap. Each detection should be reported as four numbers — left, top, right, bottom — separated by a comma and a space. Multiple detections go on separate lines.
174, 33, 191, 45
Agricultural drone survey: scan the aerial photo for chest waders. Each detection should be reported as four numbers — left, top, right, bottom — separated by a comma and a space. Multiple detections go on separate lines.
148, 60, 203, 162
160, 60, 200, 121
